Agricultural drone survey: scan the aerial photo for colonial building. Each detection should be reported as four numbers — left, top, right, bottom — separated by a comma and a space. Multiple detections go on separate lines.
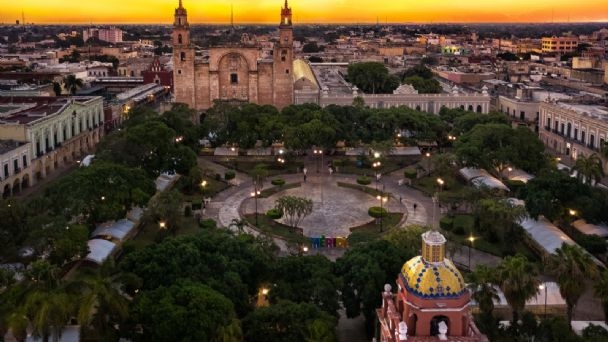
142, 56, 173, 91
172, 0, 294, 117
377, 231, 486, 341
0, 96, 104, 197
538, 101, 608, 171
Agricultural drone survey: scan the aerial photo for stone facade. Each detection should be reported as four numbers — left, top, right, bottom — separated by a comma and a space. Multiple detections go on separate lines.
172, 0, 294, 119
538, 101, 608, 171
0, 96, 104, 197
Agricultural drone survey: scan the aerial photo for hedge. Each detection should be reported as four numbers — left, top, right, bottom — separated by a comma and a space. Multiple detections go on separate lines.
357, 176, 372, 185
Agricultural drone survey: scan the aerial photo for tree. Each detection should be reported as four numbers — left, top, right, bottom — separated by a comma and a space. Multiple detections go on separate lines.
130, 281, 238, 341
473, 198, 526, 249
144, 189, 184, 234
497, 254, 539, 323
402, 75, 442, 94
268, 255, 340, 317
71, 262, 139, 338
52, 82, 62, 96
547, 244, 599, 328
275, 196, 313, 229
594, 270, 608, 324
335, 239, 411, 333
346, 62, 399, 94
572, 153, 604, 185
63, 74, 83, 95
242, 301, 337, 342
468, 265, 499, 317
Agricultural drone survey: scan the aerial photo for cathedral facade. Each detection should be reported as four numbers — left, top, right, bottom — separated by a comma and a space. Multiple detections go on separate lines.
172, 0, 294, 113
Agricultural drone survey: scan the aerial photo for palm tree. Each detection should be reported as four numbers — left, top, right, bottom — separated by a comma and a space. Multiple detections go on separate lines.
212, 318, 243, 342
548, 244, 599, 328
468, 265, 500, 317
594, 269, 608, 323
497, 254, 540, 324
572, 153, 603, 185
63, 74, 84, 95
24, 289, 74, 342
70, 262, 139, 338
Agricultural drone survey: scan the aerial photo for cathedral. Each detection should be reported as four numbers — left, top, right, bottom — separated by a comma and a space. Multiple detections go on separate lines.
172, 0, 294, 114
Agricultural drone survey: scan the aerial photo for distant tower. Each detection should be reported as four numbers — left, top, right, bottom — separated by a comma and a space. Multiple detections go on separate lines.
273, 0, 294, 108
172, 0, 196, 114
21, 10, 25, 26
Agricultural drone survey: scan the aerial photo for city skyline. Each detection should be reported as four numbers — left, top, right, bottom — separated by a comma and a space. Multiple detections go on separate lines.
4, 0, 608, 25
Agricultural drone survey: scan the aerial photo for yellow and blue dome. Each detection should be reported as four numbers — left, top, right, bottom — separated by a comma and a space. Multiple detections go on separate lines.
400, 255, 467, 299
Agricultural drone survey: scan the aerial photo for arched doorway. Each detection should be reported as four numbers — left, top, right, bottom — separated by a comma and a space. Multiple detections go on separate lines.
3, 184, 10, 198
12, 178, 21, 195
22, 174, 30, 189
430, 315, 450, 336
407, 313, 418, 336
476, 105, 482, 113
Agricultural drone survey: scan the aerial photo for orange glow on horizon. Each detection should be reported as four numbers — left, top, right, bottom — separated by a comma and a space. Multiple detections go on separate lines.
4, 0, 608, 24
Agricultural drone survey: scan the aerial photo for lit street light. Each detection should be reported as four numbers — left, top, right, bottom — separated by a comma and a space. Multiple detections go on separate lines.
376, 194, 388, 232
373, 161, 382, 190
437, 177, 444, 192
313, 149, 323, 173
467, 236, 476, 270
200, 180, 208, 197
425, 152, 431, 175
539, 283, 548, 319
159, 221, 166, 229
251, 189, 261, 226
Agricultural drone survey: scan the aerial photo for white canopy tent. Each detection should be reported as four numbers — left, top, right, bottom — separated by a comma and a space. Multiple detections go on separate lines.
91, 219, 136, 242
459, 167, 510, 191
85, 239, 117, 265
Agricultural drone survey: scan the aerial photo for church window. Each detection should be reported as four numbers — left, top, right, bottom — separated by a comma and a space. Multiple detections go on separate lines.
180, 52, 186, 61
177, 70, 182, 74
281, 49, 287, 62
230, 73, 238, 84
285, 69, 289, 74
178, 34, 182, 44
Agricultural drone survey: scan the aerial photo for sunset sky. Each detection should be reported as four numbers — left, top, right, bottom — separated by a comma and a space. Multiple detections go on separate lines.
4, 0, 608, 24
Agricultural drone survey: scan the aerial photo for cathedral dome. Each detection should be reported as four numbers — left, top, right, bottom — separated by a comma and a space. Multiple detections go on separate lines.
400, 255, 467, 299
398, 230, 467, 299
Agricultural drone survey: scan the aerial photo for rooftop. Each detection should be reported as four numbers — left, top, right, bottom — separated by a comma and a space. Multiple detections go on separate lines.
0, 96, 99, 125
556, 102, 608, 119
0, 139, 27, 154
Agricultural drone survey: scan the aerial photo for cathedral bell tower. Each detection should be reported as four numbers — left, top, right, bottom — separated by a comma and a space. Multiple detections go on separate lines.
172, 0, 196, 115
272, 0, 294, 108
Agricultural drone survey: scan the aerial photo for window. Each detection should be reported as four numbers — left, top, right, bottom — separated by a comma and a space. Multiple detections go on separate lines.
177, 69, 182, 74
230, 73, 238, 84
3, 164, 8, 178
13, 160, 18, 173
520, 111, 525, 120
178, 34, 182, 44
22, 155, 27, 168
581, 131, 586, 144
285, 69, 289, 74
180, 52, 186, 61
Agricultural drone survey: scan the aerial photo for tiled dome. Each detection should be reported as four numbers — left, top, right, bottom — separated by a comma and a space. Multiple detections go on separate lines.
400, 255, 467, 299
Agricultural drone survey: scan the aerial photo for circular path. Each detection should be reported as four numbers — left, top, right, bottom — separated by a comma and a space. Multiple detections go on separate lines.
240, 173, 403, 237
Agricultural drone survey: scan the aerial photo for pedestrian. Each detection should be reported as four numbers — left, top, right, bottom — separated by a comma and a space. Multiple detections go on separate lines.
304, 174, 307, 182
303, 167, 307, 175
413, 203, 417, 212
399, 196, 402, 203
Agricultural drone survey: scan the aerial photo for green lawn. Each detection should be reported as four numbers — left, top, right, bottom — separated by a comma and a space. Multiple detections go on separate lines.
347, 213, 404, 244
242, 213, 309, 245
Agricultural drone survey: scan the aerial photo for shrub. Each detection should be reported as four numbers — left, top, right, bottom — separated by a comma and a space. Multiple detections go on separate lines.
440, 217, 453, 231
368, 206, 388, 218
199, 219, 217, 229
266, 207, 283, 219
271, 178, 285, 186
184, 205, 192, 217
214, 173, 222, 181
357, 176, 371, 185
453, 225, 466, 235
191, 200, 202, 210
332, 159, 345, 167
224, 170, 236, 180
403, 167, 417, 180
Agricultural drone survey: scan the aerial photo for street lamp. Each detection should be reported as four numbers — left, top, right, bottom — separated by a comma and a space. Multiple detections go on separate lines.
467, 236, 476, 270
539, 283, 548, 319
373, 161, 382, 190
313, 149, 322, 173
437, 178, 444, 192
200, 180, 208, 197
251, 189, 261, 226
425, 152, 431, 175
507, 167, 513, 180
159, 221, 166, 229
376, 194, 388, 232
